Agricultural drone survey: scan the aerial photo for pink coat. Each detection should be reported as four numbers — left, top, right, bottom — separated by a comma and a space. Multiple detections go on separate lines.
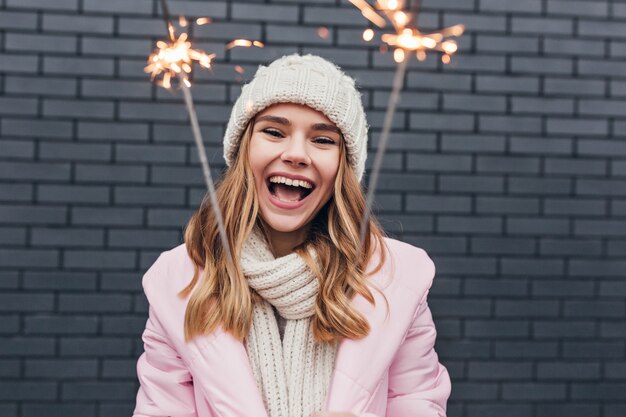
133, 237, 451, 417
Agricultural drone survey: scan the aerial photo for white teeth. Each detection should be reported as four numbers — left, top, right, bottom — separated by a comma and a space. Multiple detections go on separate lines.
268, 175, 313, 189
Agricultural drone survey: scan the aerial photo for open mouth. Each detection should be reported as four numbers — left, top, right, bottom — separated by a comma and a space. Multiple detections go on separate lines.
266, 175, 315, 203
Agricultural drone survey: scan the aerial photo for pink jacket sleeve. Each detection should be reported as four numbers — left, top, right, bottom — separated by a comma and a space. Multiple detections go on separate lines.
363, 290, 451, 417
133, 253, 198, 417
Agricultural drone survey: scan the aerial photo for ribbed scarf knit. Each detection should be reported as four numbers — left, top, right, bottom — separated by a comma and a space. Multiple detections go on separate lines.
240, 229, 337, 417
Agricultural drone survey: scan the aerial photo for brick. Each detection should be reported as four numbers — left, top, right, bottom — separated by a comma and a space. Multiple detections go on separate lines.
115, 144, 186, 163
26, 358, 98, 378
22, 404, 96, 417
118, 17, 171, 36
83, 0, 153, 14
102, 359, 138, 378
545, 77, 605, 97
102, 316, 147, 334
166, 0, 227, 17
0, 204, 67, 223
468, 405, 532, 417
0, 139, 34, 158
544, 198, 605, 215
579, 20, 626, 38
406, 153, 472, 172
545, 157, 606, 176
512, 17, 573, 35
507, 217, 569, 235
544, 38, 605, 57
511, 97, 574, 115
476, 75, 539, 94
548, 0, 608, 17
0, 293, 55, 311
564, 341, 624, 359
495, 341, 559, 358
266, 24, 333, 45
537, 362, 601, 380
476, 155, 541, 174
75, 164, 148, 184
479, 0, 541, 13
468, 361, 533, 379
534, 320, 596, 338
2, 118, 72, 139
25, 315, 98, 335
0, 53, 38, 73
466, 320, 530, 338
572, 383, 626, 400
440, 174, 504, 193
44, 56, 114, 76
579, 59, 626, 77
448, 54, 507, 73
465, 278, 528, 296
373, 90, 439, 111
0, 337, 55, 356
450, 382, 498, 400
147, 208, 196, 227
0, 316, 19, 334
82, 79, 152, 99
502, 383, 566, 400
114, 186, 185, 206
473, 236, 536, 253
6, 33, 77, 53
0, 11, 37, 29
0, 382, 56, 400
43, 13, 113, 34
547, 118, 608, 136
0, 227, 27, 244
406, 194, 471, 213
0, 97, 38, 116
36, 185, 110, 204
538, 405, 600, 417
23, 271, 97, 291
476, 35, 539, 53
150, 165, 206, 186
108, 229, 179, 249
496, 300, 559, 317
443, 93, 506, 112
577, 179, 626, 197
78, 122, 149, 142
62, 381, 137, 400
410, 113, 474, 132
512, 56, 573, 75
444, 13, 507, 34
63, 250, 136, 269
5, 76, 77, 97
441, 133, 505, 152
60, 337, 133, 356
510, 137, 572, 156
304, 6, 363, 26
7, 0, 77, 9
43, 99, 114, 120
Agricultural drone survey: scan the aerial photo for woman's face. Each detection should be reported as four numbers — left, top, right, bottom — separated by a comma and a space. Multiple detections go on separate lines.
248, 102, 342, 244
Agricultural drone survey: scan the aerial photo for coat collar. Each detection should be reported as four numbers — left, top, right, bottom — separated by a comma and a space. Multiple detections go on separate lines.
182, 241, 417, 417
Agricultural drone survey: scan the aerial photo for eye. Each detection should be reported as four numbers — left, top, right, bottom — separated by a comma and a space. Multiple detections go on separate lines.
314, 137, 336, 145
262, 128, 283, 137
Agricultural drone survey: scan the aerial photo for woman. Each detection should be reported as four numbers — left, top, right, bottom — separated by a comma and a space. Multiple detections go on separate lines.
133, 54, 451, 417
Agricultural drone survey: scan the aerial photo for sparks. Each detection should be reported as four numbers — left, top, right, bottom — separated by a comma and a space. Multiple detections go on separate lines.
349, 0, 464, 63
145, 31, 216, 88
146, 7, 263, 89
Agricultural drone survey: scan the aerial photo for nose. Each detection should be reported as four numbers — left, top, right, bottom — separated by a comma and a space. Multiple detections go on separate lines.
280, 135, 311, 167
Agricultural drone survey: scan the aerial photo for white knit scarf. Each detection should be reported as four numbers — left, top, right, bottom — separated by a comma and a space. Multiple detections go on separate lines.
240, 229, 337, 417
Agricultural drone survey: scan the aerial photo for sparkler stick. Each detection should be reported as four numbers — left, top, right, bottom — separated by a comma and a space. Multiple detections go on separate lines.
353, 0, 464, 252
147, 0, 264, 272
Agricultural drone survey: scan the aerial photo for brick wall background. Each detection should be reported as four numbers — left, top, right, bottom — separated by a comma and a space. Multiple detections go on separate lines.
1, 0, 625, 416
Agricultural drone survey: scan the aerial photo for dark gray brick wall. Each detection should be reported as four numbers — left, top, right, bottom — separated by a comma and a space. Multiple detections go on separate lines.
0, 0, 625, 416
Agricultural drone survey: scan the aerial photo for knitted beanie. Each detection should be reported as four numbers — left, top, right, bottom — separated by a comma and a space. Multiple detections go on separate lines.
222, 53, 369, 181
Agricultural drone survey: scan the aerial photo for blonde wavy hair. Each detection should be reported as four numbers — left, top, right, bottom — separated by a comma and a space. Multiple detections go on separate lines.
180, 118, 388, 343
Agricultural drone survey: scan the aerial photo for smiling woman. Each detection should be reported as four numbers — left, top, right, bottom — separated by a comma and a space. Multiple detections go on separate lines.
133, 54, 451, 417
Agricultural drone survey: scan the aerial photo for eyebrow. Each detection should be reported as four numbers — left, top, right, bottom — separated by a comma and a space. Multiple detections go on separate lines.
255, 115, 342, 135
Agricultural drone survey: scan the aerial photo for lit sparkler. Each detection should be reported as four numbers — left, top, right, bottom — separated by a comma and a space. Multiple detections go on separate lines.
350, 0, 464, 251
349, 0, 464, 64
145, 0, 264, 273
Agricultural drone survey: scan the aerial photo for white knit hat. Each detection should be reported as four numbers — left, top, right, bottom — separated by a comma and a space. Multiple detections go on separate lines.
222, 53, 369, 181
